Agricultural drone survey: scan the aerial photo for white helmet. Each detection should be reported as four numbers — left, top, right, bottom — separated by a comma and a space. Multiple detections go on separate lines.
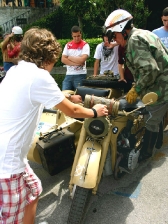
12, 26, 23, 35
104, 9, 133, 33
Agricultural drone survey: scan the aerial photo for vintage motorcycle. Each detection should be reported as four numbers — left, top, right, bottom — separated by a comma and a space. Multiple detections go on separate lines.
67, 90, 159, 224
27, 76, 123, 167
27, 73, 126, 165
26, 74, 163, 224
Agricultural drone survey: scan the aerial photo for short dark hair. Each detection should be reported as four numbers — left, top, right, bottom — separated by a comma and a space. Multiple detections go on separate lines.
71, 26, 81, 33
101, 33, 108, 41
13, 34, 23, 42
162, 7, 168, 16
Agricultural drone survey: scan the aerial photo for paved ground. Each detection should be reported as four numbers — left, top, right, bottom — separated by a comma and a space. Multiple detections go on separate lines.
29, 129, 168, 224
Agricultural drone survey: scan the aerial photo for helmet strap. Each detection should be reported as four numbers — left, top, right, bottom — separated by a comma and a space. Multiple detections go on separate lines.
122, 30, 128, 40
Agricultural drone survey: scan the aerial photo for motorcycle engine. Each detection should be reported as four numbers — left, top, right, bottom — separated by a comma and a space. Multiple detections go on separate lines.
116, 118, 145, 172
84, 116, 111, 138
128, 149, 140, 170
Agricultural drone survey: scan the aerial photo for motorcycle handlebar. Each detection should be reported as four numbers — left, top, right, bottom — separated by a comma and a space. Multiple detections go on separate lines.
84, 94, 146, 117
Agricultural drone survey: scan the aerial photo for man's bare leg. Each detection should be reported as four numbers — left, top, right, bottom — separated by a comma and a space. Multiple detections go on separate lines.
23, 197, 39, 224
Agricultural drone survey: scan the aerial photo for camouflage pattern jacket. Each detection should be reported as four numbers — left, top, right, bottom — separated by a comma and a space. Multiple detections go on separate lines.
125, 27, 168, 104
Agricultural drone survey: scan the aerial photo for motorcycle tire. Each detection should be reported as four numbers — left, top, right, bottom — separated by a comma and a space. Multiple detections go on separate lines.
82, 79, 126, 89
67, 186, 90, 224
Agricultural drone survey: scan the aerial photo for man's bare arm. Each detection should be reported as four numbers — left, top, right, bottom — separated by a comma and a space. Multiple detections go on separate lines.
93, 59, 100, 76
68, 54, 88, 64
1, 33, 14, 50
118, 63, 127, 82
61, 55, 81, 66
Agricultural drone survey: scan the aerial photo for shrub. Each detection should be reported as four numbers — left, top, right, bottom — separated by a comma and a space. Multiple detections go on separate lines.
51, 74, 65, 90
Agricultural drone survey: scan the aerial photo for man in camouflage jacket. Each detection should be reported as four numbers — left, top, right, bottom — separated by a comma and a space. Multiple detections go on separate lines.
126, 28, 168, 104
104, 9, 168, 161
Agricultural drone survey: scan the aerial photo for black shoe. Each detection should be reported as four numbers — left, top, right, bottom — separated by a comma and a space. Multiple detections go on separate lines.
138, 153, 152, 162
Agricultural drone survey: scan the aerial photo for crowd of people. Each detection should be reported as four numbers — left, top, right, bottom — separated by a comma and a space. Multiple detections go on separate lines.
0, 6, 168, 224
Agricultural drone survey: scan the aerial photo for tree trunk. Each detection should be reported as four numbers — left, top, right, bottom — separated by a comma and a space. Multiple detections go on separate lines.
78, 16, 83, 33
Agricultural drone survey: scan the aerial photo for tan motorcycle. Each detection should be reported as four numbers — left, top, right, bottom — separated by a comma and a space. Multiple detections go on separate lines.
67, 91, 158, 224
27, 73, 127, 167
27, 86, 122, 167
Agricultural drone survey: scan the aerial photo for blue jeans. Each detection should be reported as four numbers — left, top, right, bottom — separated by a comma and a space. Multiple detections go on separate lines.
3, 62, 14, 72
62, 74, 87, 91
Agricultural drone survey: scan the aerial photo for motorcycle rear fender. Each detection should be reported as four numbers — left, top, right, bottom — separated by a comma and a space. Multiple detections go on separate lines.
72, 141, 101, 189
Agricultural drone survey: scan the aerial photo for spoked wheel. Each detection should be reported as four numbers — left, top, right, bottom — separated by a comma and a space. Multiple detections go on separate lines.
67, 186, 90, 224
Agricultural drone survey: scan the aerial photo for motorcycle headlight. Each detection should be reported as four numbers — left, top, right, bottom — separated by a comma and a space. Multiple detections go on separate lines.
84, 117, 111, 138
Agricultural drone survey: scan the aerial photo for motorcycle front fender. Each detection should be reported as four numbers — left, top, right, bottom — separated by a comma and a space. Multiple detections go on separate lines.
72, 141, 101, 189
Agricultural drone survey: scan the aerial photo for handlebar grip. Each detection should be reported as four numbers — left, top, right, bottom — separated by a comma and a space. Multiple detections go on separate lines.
43, 108, 57, 114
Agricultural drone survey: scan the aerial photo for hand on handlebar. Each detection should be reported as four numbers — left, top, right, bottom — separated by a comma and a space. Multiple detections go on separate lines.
71, 95, 82, 103
118, 78, 127, 83
126, 86, 138, 104
93, 104, 108, 117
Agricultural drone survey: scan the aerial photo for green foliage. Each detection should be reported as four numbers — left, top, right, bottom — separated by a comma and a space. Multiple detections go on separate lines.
51, 74, 65, 89
22, 0, 150, 39
0, 26, 3, 39
114, 0, 151, 28
61, 0, 96, 31
23, 7, 77, 39
60, 0, 150, 32
85, 38, 102, 67
0, 40, 3, 66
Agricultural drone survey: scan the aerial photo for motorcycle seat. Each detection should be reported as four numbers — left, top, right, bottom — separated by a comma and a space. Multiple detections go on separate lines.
75, 86, 111, 101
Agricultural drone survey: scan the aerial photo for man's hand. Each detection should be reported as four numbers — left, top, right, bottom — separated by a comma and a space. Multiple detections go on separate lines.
93, 104, 108, 117
71, 95, 82, 103
126, 86, 138, 104
118, 78, 127, 83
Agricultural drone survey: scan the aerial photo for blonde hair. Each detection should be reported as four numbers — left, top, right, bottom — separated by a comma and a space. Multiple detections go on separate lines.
19, 27, 62, 68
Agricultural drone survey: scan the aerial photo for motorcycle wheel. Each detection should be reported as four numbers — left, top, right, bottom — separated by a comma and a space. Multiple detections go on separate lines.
67, 186, 90, 224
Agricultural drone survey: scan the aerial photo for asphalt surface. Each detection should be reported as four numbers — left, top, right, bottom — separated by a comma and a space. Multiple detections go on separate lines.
30, 130, 168, 224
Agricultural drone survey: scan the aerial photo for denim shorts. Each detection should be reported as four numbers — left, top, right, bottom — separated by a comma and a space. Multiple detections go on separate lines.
3, 62, 14, 72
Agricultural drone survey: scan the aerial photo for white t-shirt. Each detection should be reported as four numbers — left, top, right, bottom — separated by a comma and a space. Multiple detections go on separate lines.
0, 61, 64, 177
62, 40, 90, 75
94, 42, 119, 75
